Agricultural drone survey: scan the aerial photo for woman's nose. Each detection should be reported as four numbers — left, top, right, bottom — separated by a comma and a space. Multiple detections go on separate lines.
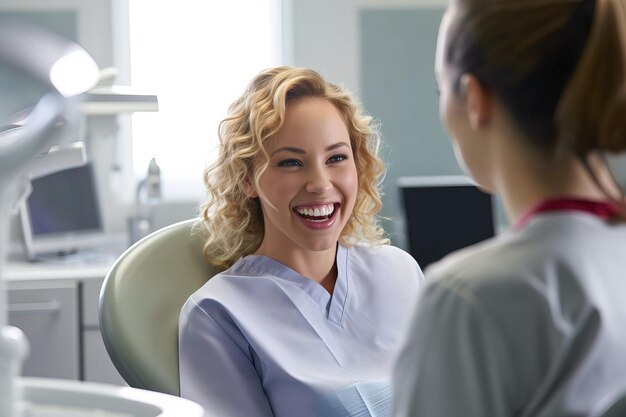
305, 168, 332, 194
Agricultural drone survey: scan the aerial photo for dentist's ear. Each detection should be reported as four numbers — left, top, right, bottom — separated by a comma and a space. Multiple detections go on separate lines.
460, 74, 492, 129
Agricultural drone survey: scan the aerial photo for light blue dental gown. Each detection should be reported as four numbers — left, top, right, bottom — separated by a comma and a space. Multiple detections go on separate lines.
179, 243, 423, 417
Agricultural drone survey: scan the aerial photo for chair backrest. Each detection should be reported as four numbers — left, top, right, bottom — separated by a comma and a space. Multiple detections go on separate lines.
99, 219, 223, 395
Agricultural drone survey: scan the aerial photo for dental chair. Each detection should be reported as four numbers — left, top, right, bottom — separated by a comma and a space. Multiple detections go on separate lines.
99, 219, 223, 395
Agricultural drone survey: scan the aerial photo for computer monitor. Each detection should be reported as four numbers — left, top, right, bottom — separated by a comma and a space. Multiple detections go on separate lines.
398, 175, 495, 269
19, 163, 107, 260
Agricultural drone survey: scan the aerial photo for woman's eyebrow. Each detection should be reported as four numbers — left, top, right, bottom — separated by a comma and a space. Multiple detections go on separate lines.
271, 146, 305, 156
271, 141, 351, 157
325, 142, 351, 151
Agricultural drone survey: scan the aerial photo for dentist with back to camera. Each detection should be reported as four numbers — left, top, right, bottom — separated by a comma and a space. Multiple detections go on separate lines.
393, 0, 626, 416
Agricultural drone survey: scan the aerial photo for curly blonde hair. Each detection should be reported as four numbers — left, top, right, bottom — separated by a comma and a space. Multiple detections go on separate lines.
197, 66, 388, 268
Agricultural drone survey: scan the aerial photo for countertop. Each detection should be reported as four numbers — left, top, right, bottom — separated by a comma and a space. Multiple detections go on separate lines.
4, 250, 120, 281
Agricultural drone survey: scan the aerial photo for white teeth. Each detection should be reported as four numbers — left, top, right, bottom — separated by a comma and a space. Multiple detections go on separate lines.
296, 204, 335, 218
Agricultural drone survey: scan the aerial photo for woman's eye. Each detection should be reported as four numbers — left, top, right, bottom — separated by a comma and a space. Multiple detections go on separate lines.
327, 154, 348, 164
277, 159, 302, 167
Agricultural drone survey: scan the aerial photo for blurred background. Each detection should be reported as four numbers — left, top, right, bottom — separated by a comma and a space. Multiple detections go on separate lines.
1, 0, 464, 255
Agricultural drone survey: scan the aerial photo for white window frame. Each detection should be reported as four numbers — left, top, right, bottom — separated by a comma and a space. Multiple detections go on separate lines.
116, 0, 288, 202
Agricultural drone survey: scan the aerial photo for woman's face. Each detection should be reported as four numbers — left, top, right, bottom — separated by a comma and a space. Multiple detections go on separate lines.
251, 97, 358, 257
435, 8, 492, 189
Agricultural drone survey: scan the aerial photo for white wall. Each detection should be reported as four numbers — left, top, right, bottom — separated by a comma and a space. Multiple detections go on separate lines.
287, 0, 447, 96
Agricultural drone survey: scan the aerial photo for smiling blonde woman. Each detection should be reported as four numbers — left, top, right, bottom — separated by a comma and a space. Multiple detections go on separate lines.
179, 66, 424, 417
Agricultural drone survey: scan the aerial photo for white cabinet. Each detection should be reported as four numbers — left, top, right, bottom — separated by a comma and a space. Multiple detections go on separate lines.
8, 279, 80, 380
6, 268, 128, 386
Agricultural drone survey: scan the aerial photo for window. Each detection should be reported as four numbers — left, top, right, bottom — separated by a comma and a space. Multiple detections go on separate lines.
128, 0, 283, 200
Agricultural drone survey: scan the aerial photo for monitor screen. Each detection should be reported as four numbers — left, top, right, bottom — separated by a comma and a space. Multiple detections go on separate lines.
398, 176, 495, 269
20, 163, 106, 259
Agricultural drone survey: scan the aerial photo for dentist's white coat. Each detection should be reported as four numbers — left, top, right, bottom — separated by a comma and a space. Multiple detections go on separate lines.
393, 211, 626, 417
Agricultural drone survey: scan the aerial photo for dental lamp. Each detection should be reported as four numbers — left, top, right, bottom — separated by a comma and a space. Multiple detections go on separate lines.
0, 22, 98, 417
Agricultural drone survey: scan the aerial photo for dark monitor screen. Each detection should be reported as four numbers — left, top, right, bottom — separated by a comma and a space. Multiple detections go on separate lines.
399, 176, 495, 269
20, 163, 105, 259
26, 164, 101, 235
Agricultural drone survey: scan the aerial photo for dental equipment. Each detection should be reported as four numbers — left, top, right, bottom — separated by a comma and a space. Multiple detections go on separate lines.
0, 21, 204, 417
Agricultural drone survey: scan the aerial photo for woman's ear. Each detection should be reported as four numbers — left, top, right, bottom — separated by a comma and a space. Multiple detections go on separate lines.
460, 74, 491, 129
242, 177, 258, 198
